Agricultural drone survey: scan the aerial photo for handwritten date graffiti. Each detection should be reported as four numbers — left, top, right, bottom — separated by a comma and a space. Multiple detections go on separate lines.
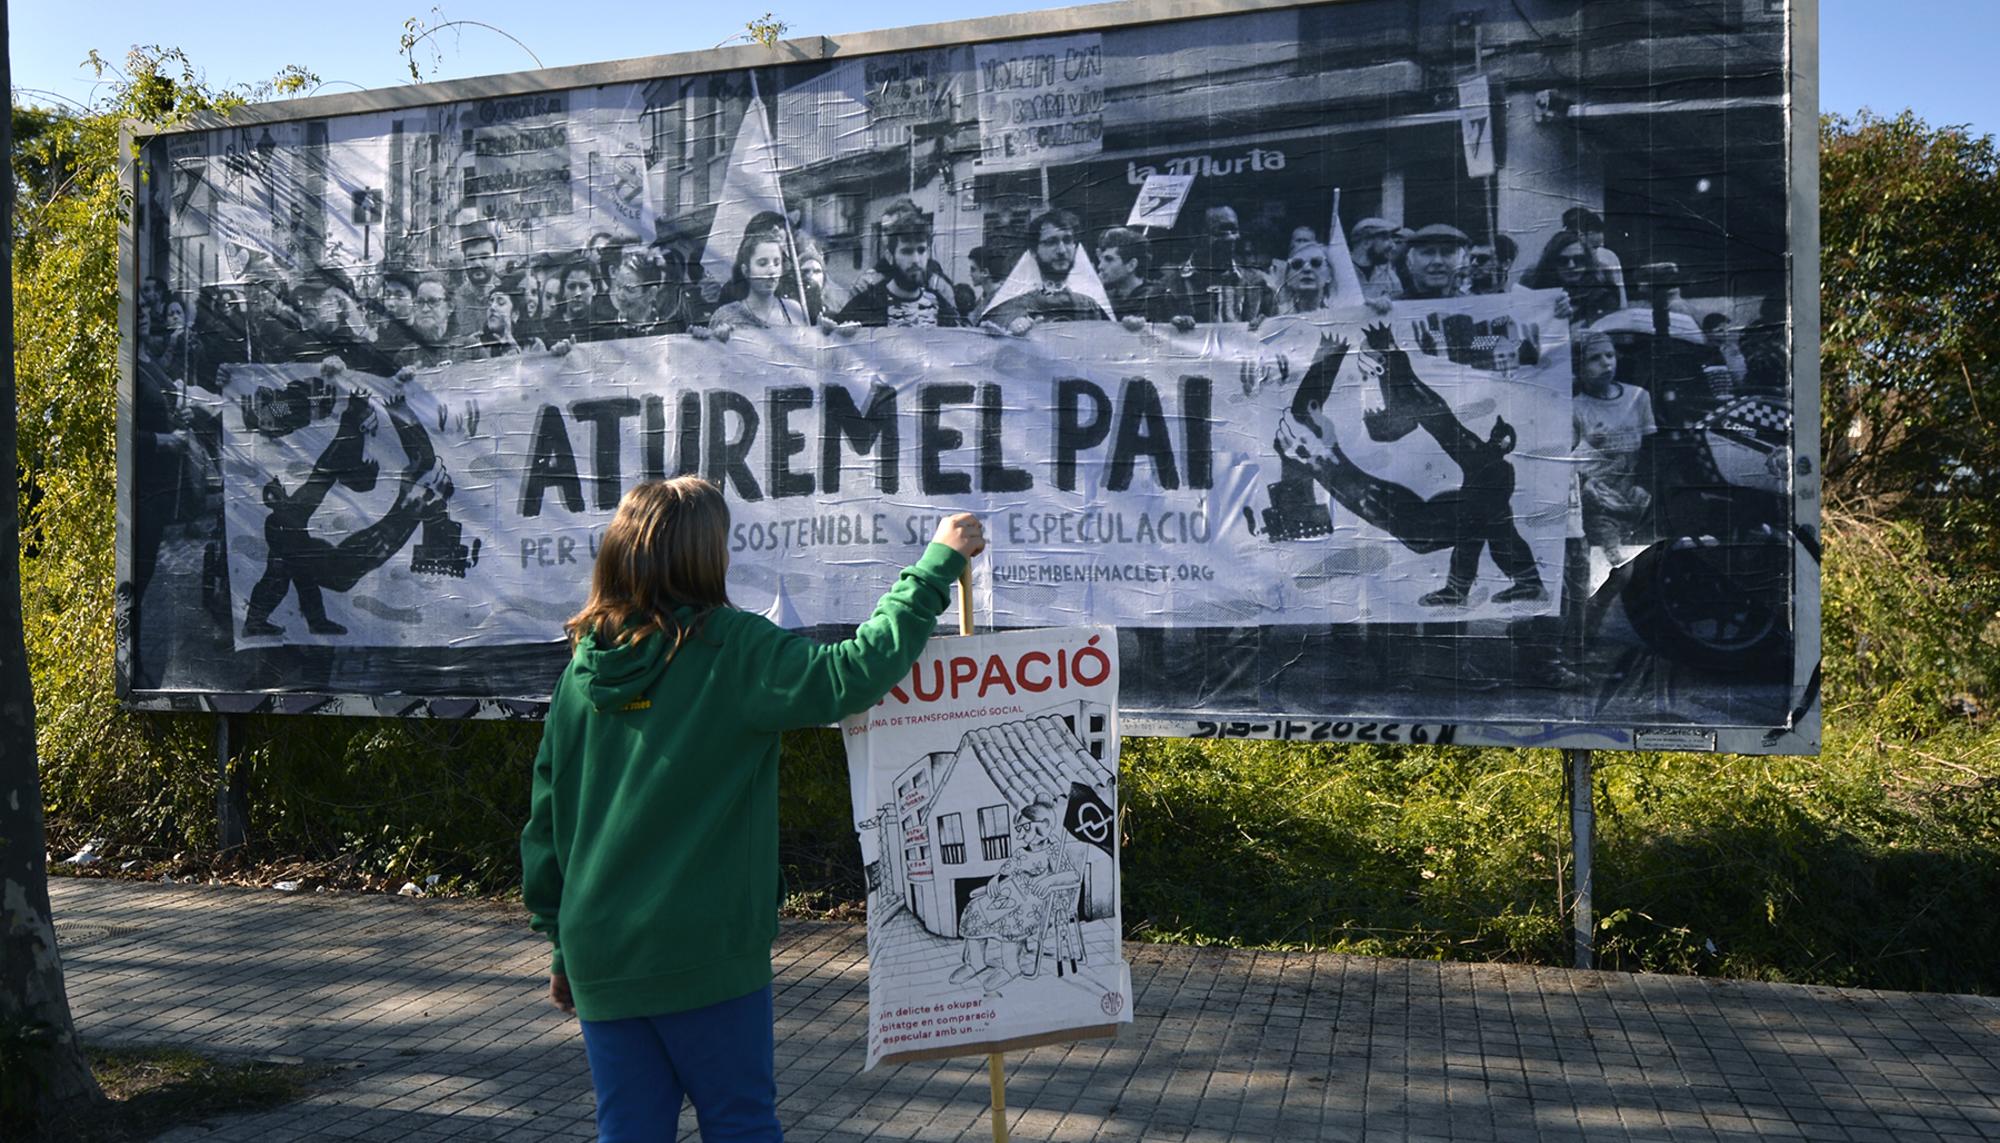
1190, 719, 1457, 745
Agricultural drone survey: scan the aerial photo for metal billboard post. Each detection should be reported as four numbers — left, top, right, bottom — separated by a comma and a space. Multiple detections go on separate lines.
1565, 748, 1594, 970
216, 714, 247, 855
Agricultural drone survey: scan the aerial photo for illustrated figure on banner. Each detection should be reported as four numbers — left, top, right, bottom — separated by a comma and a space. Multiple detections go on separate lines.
238, 366, 477, 639
952, 796, 1081, 993
866, 704, 1119, 997
1268, 325, 1546, 606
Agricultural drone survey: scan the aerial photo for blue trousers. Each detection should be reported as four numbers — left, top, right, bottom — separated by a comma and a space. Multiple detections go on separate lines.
579, 985, 782, 1142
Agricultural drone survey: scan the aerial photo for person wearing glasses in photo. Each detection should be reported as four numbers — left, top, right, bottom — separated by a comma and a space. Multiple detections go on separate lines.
395, 275, 458, 370
1521, 229, 1623, 327
289, 268, 398, 377
1469, 235, 1518, 295
982, 208, 1111, 332
1560, 207, 1629, 310
1275, 242, 1338, 315
603, 248, 681, 340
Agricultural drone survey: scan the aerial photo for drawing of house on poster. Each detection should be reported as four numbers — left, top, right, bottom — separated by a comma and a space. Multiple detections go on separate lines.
843, 626, 1132, 1070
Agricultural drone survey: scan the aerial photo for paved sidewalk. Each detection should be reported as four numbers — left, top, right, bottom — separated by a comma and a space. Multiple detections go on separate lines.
51, 878, 2000, 1142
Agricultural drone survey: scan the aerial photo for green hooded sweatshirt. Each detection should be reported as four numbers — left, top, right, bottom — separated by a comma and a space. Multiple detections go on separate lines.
520, 542, 965, 1022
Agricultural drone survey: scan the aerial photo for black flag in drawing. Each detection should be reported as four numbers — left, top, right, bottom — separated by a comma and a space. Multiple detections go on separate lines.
1063, 781, 1116, 856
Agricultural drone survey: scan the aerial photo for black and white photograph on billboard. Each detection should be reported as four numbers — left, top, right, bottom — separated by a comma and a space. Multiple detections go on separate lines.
122, 0, 1817, 751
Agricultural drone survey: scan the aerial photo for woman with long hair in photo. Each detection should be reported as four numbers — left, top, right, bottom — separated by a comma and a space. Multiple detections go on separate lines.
698, 230, 810, 341
1521, 228, 1622, 327
521, 477, 985, 1140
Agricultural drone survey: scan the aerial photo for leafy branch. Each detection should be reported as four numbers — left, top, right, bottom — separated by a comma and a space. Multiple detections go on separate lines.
399, 9, 546, 83
721, 13, 791, 50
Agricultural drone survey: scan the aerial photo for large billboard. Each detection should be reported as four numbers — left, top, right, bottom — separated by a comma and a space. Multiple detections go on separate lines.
120, 0, 1820, 753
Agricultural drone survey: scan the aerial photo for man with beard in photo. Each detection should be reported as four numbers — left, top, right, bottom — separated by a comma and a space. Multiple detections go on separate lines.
290, 268, 398, 377
982, 208, 1112, 331
450, 221, 504, 342
834, 199, 964, 329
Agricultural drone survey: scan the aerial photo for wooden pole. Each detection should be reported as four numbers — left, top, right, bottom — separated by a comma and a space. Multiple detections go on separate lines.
958, 568, 975, 639
957, 564, 1007, 1142
988, 1051, 1008, 1142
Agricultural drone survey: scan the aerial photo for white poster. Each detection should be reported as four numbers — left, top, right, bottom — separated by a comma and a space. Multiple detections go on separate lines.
973, 33, 1104, 172
569, 87, 663, 246
1127, 173, 1196, 229
462, 92, 573, 232
1459, 75, 1496, 179
842, 626, 1129, 1070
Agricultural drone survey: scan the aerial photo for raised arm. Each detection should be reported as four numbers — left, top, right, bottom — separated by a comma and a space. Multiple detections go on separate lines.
736, 514, 986, 732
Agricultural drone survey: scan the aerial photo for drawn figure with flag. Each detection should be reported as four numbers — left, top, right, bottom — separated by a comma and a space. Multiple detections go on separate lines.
239, 370, 474, 640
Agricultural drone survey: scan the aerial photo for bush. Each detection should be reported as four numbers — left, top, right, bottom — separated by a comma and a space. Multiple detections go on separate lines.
38, 511, 2000, 994
1111, 510, 2000, 993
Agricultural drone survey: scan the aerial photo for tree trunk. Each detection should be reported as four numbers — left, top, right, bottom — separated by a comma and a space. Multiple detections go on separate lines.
0, 7, 109, 1128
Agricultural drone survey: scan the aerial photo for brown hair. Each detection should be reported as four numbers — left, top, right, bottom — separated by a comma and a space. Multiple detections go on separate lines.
564, 477, 733, 656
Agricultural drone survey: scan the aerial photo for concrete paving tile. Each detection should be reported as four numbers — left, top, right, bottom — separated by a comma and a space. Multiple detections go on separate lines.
48, 878, 2000, 1143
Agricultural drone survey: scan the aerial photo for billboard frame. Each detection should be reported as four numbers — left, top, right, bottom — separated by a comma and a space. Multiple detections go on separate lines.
115, 0, 1822, 754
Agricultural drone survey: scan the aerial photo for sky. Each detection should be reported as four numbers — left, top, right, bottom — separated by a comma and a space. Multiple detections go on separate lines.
8, 0, 1999, 136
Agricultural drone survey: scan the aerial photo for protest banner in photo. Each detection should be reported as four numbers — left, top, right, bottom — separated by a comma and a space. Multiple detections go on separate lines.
197, 294, 1570, 649
124, 0, 1818, 753
842, 626, 1130, 1069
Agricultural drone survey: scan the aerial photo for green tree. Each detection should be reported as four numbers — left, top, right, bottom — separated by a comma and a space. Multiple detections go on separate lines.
0, 11, 108, 1127
1821, 111, 2000, 562
3, 45, 308, 1129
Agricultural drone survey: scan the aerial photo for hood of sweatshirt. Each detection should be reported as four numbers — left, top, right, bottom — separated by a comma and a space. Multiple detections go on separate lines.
574, 627, 673, 713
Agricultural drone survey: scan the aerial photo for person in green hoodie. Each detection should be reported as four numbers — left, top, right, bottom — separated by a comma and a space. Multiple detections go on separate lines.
522, 475, 983, 1141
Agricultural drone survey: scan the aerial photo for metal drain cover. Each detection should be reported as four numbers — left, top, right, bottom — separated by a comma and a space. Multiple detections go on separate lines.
54, 922, 137, 949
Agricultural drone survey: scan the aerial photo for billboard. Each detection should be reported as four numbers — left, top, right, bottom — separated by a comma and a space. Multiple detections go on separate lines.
120, 0, 1820, 753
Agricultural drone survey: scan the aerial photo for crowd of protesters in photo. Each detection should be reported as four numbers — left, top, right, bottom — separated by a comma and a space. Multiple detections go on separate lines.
142, 196, 1776, 397
135, 191, 1787, 584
